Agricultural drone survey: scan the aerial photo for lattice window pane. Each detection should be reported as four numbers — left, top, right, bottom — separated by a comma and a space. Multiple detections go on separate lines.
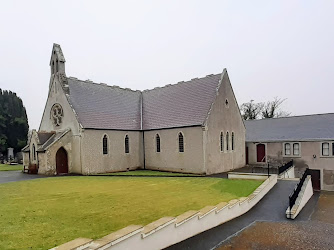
156, 134, 161, 153
125, 135, 129, 154
220, 132, 224, 152
103, 135, 108, 155
179, 133, 184, 153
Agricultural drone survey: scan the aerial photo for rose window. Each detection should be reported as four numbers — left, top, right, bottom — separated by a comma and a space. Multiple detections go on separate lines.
51, 104, 64, 126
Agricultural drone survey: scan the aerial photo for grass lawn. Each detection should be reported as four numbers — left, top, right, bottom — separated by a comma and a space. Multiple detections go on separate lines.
0, 164, 23, 171
99, 169, 202, 176
0, 176, 262, 249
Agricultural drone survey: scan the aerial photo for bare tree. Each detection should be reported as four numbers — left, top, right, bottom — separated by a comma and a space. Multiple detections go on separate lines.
240, 100, 264, 120
261, 97, 290, 119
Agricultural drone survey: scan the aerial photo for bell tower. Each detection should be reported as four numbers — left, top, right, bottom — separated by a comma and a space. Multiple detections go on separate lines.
49, 43, 69, 94
50, 43, 66, 76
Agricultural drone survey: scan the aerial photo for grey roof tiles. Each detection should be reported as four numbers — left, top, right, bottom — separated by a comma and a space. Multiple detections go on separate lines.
142, 74, 221, 130
67, 78, 142, 130
66, 73, 222, 130
245, 113, 334, 142
37, 132, 55, 145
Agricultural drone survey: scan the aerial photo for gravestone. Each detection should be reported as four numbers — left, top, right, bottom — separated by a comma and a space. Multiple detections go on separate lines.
7, 148, 14, 162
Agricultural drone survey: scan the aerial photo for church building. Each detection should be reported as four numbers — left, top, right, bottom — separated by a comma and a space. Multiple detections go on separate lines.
22, 44, 246, 175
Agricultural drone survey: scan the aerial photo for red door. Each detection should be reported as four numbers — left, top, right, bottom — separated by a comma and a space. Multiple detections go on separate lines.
256, 144, 266, 162
310, 169, 321, 191
56, 147, 68, 174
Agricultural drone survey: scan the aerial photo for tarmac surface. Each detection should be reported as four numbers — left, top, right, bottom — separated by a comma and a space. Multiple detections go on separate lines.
0, 170, 47, 184
167, 179, 321, 250
218, 191, 334, 250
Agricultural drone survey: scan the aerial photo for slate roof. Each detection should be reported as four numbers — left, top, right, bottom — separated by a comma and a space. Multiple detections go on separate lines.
67, 78, 142, 130
22, 130, 69, 152
245, 113, 334, 142
142, 74, 221, 130
37, 130, 70, 152
37, 132, 55, 145
66, 73, 222, 130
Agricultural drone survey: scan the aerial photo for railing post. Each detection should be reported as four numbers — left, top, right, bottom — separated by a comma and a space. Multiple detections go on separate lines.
267, 163, 270, 177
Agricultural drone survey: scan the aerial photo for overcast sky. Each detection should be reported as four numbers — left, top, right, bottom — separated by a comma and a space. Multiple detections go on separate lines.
0, 1, 333, 129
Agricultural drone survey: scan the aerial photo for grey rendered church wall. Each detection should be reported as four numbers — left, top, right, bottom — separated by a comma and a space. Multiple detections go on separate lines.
39, 77, 80, 135
80, 129, 144, 174
204, 71, 246, 174
144, 127, 205, 174
38, 77, 82, 174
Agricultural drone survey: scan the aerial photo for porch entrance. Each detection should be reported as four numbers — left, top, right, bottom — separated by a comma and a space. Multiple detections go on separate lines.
56, 147, 68, 175
256, 144, 266, 162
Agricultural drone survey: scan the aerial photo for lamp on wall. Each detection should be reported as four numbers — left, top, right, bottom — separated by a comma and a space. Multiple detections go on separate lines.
313, 154, 316, 159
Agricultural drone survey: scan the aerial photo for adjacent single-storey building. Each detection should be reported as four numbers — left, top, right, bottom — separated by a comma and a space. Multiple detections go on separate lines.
245, 114, 334, 191
22, 44, 246, 175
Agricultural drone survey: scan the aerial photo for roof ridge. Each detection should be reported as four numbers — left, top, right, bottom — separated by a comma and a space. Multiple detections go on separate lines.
67, 73, 221, 93
245, 112, 334, 122
67, 76, 140, 93
143, 73, 221, 92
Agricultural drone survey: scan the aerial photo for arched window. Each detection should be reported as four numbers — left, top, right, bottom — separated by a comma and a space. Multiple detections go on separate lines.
125, 135, 129, 153
226, 132, 229, 151
232, 132, 235, 151
220, 132, 224, 152
103, 135, 108, 155
52, 61, 54, 74
178, 132, 184, 153
293, 143, 299, 155
284, 143, 291, 155
322, 142, 329, 156
56, 59, 59, 73
156, 134, 161, 153
33, 144, 36, 161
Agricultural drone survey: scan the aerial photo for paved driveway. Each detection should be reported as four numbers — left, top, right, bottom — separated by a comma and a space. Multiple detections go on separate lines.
0, 170, 47, 184
218, 192, 334, 249
167, 180, 320, 250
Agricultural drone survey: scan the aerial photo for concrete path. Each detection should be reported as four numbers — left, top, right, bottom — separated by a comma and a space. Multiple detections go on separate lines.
167, 179, 320, 250
0, 170, 47, 184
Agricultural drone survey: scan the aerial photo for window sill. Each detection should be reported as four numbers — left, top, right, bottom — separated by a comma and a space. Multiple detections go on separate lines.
319, 156, 334, 158
283, 155, 301, 158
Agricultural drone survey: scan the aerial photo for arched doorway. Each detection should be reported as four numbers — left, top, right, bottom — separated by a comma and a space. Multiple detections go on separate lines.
56, 147, 68, 174
256, 144, 266, 162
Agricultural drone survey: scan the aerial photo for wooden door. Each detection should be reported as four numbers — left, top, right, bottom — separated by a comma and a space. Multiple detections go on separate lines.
256, 144, 266, 162
310, 169, 321, 191
56, 147, 68, 174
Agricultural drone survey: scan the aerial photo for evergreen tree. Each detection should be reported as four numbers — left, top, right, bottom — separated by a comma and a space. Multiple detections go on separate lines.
0, 89, 29, 154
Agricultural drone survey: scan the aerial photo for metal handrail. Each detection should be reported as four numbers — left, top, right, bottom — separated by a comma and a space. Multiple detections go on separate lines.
278, 160, 293, 175
289, 168, 310, 210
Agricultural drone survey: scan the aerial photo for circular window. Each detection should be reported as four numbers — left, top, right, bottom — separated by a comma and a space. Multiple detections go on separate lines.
51, 104, 64, 126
